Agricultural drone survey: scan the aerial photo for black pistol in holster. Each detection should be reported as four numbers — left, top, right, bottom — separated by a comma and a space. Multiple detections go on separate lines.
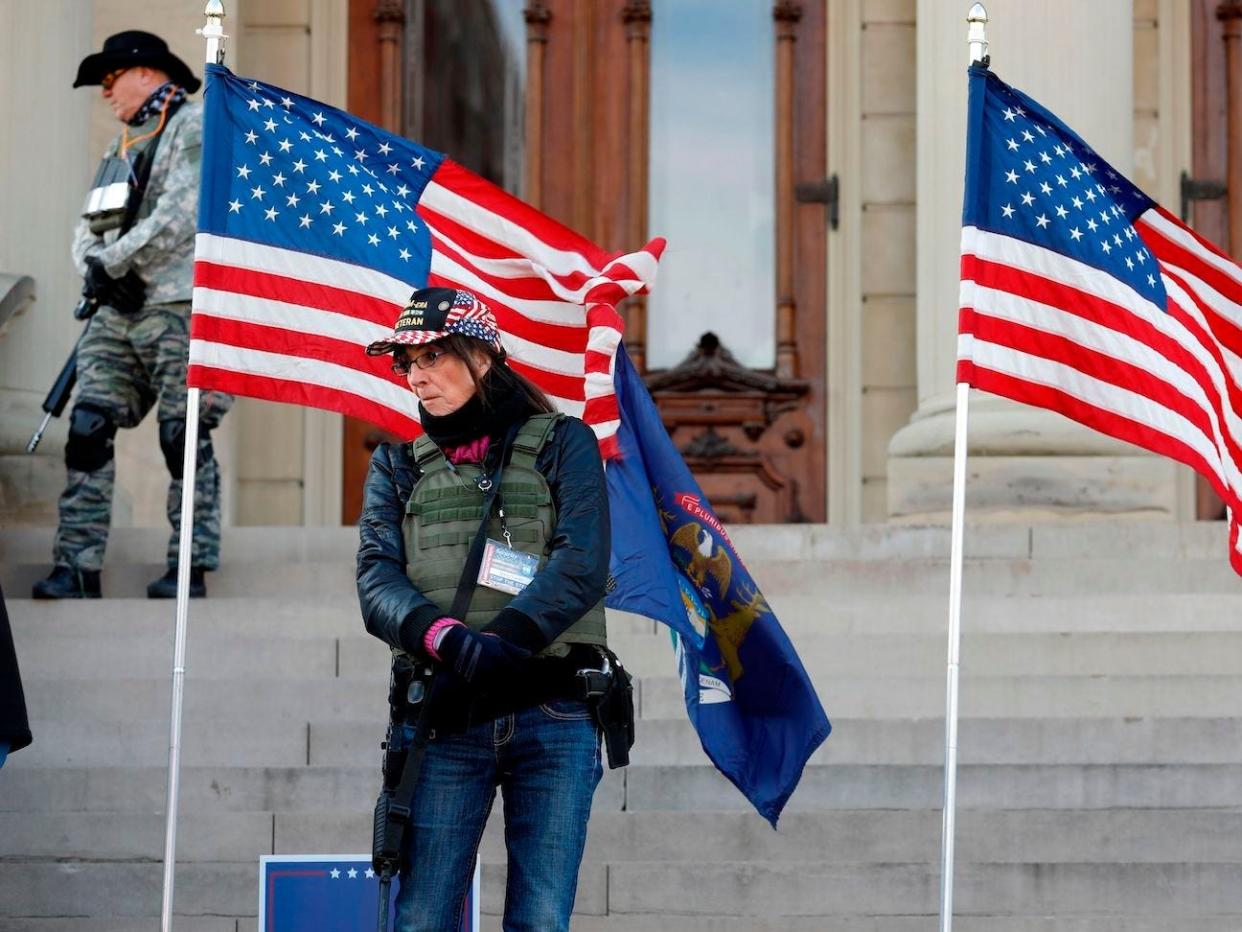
579, 648, 635, 769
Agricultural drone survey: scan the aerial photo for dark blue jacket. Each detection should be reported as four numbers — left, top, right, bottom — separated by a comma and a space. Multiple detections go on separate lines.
356, 415, 610, 657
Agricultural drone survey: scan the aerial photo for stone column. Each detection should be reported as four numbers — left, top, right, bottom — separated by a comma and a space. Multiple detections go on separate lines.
0, 1, 94, 524
887, 1, 1182, 521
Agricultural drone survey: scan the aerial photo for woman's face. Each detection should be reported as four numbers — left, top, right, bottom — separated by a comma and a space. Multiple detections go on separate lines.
402, 343, 491, 416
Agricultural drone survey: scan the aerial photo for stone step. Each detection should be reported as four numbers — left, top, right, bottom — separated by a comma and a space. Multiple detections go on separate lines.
5, 917, 1237, 932
6, 597, 661, 640
3, 858, 1242, 920
18, 672, 1242, 745
315, 716, 1242, 768
6, 554, 1242, 601
0, 921, 238, 932
0, 764, 622, 815
10, 590, 1242, 637
2, 521, 1234, 565
7, 808, 1241, 866
9, 810, 1242, 869
601, 861, 1242, 917
19, 671, 1242, 734
20, 712, 1242, 770
6, 809, 1242, 883
18, 628, 1242, 680
621, 761, 1242, 811
487, 919, 1242, 932
5, 762, 1242, 814
636, 673, 1242, 719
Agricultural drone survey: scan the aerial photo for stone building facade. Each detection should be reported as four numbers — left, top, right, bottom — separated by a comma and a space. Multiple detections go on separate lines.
0, 0, 1228, 534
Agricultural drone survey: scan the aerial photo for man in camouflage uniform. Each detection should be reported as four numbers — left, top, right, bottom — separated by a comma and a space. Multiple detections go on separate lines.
32, 32, 233, 600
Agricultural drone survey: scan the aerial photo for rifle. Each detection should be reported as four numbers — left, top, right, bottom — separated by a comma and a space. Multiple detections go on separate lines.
26, 290, 99, 453
31, 100, 166, 455
26, 268, 145, 454
372, 660, 438, 932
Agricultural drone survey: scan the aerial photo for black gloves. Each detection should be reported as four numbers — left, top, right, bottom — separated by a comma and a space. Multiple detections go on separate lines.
436, 626, 530, 684
481, 606, 547, 654
83, 256, 146, 315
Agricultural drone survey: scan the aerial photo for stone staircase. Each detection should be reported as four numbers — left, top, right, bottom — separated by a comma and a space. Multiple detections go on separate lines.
3, 522, 1242, 930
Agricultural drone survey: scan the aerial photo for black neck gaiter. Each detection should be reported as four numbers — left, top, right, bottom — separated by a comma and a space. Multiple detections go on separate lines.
418, 365, 538, 449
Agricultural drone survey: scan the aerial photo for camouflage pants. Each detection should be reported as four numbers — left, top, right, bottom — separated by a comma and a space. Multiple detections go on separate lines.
52, 302, 234, 572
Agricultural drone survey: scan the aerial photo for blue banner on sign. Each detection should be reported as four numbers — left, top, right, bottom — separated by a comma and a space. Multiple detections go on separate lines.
258, 854, 479, 931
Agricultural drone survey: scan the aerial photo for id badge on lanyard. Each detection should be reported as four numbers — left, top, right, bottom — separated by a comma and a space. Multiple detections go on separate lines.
478, 537, 539, 595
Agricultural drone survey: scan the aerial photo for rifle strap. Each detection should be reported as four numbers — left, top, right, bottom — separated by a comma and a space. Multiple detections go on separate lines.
120, 96, 184, 237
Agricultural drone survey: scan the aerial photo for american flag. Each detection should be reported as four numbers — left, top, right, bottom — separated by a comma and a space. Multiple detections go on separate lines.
189, 64, 663, 457
958, 66, 1242, 573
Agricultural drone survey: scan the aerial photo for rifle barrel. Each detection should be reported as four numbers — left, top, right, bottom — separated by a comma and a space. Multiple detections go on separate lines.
26, 412, 53, 453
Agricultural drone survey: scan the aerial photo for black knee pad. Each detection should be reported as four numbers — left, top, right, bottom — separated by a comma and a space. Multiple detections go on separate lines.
159, 418, 186, 480
64, 403, 117, 473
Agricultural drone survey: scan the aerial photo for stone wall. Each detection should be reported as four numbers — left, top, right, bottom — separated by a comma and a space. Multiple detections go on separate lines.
858, 0, 918, 520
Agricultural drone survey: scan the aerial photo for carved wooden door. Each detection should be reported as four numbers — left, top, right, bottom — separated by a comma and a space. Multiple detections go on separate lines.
342, 0, 829, 525
341, 0, 522, 522
524, 1, 830, 524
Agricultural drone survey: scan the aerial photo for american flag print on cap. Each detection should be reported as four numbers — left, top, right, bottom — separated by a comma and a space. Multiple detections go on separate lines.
365, 287, 503, 355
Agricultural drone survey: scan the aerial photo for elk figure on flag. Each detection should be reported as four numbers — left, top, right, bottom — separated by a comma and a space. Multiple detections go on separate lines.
190, 63, 661, 452
958, 64, 1242, 573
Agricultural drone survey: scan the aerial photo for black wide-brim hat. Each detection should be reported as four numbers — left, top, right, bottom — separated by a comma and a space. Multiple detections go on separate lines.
74, 30, 201, 94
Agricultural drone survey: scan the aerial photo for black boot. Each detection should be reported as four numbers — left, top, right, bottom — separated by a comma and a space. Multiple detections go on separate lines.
146, 566, 207, 599
32, 565, 102, 599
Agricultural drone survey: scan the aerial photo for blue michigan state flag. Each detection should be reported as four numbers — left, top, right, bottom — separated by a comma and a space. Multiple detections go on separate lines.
605, 347, 831, 825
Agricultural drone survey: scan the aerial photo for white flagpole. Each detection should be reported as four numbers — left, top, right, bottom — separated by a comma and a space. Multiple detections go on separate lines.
160, 6, 226, 930
940, 7, 987, 932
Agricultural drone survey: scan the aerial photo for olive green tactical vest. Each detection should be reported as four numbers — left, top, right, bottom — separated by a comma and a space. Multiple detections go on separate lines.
401, 413, 607, 658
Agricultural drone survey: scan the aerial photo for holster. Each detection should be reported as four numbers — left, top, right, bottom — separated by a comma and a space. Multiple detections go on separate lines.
580, 648, 634, 769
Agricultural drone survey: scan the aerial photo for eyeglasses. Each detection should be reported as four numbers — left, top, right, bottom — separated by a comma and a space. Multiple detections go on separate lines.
101, 68, 129, 91
392, 348, 448, 375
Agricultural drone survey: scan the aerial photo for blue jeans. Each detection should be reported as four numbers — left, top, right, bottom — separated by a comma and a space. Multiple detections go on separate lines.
394, 698, 603, 932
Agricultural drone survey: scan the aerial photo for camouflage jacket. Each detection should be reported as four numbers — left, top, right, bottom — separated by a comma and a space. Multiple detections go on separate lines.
71, 101, 202, 306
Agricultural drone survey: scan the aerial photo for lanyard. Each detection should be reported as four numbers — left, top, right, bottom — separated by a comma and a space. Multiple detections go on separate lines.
443, 431, 518, 548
